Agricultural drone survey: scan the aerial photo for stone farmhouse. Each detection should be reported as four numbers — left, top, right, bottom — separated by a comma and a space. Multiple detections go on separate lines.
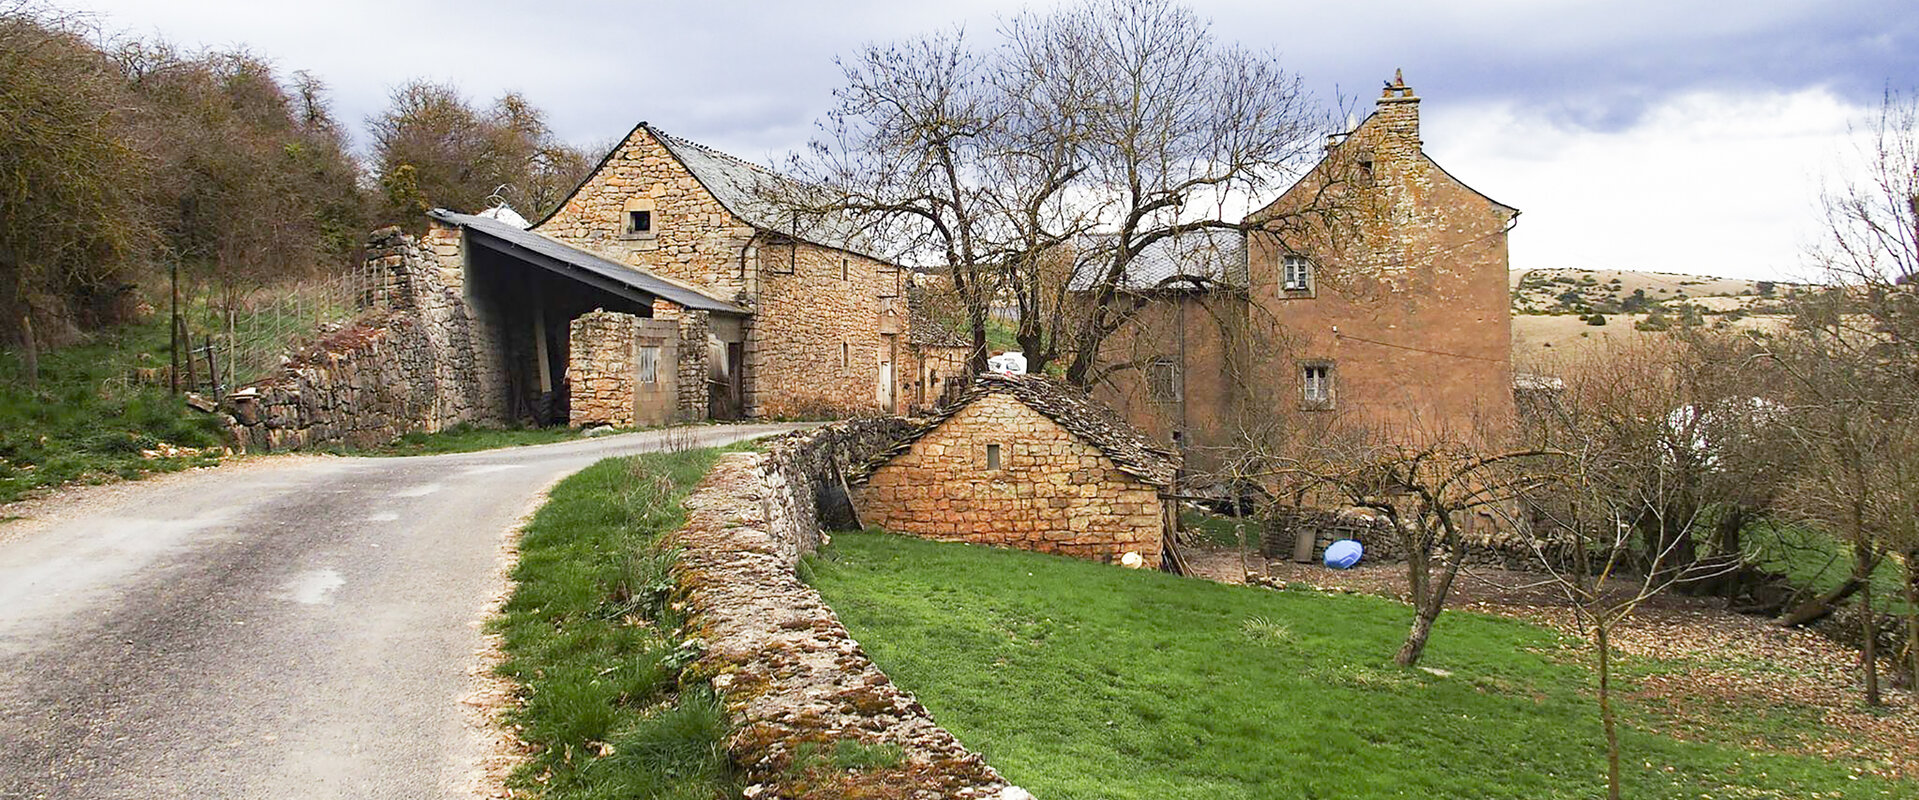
1092, 72, 1518, 473
853, 373, 1179, 568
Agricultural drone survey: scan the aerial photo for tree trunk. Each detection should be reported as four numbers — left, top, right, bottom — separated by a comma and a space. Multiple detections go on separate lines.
1395, 606, 1438, 667
1862, 578, 1881, 706
1597, 623, 1622, 800
1777, 576, 1865, 627
18, 309, 38, 391
1905, 554, 1919, 689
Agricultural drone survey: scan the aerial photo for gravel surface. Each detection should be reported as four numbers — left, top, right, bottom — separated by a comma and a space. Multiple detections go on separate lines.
0, 424, 804, 800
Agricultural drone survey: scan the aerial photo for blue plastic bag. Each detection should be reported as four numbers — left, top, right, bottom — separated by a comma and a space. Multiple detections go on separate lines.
1323, 539, 1364, 569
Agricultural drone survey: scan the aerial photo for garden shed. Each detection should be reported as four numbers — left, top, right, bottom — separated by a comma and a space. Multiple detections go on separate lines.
851, 373, 1179, 568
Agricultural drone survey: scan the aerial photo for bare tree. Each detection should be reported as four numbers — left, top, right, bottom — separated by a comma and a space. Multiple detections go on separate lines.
368, 81, 588, 229
1500, 346, 1742, 800
785, 0, 1325, 383
1000, 0, 1321, 384
786, 30, 1006, 374
1262, 410, 1550, 666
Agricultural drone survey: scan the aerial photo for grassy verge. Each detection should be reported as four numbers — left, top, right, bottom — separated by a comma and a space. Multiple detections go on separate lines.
806, 531, 1909, 800
1180, 509, 1261, 549
493, 447, 740, 799
347, 423, 586, 456
0, 318, 227, 505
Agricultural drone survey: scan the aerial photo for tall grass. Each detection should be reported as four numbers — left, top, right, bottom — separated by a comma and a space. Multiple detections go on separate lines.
493, 449, 739, 799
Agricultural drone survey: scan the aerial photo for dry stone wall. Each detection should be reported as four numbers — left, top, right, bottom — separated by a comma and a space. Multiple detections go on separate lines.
672, 421, 1028, 799
224, 225, 505, 451
854, 393, 1168, 567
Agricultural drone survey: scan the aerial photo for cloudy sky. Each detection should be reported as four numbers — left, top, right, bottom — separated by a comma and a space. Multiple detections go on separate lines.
61, 0, 1919, 281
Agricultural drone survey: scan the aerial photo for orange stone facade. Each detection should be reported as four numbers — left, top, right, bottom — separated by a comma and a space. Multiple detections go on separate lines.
1095, 74, 1518, 471
853, 392, 1168, 567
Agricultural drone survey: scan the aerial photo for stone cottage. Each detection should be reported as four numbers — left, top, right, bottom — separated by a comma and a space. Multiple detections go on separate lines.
851, 373, 1180, 568
1091, 71, 1519, 473
425, 122, 973, 426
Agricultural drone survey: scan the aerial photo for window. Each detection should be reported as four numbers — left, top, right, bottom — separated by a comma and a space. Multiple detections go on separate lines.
841, 342, 850, 371
1283, 255, 1312, 292
841, 257, 850, 281
621, 198, 657, 239
1354, 149, 1376, 185
1147, 357, 1181, 404
638, 346, 660, 384
1302, 363, 1333, 407
626, 210, 652, 235
986, 443, 1002, 469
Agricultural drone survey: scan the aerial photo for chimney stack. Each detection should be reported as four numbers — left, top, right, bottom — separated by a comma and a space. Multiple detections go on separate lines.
1376, 68, 1420, 144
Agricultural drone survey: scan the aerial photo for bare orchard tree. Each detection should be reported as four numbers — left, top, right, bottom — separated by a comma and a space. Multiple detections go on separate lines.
783, 30, 1007, 373
1000, 0, 1323, 384
1798, 86, 1919, 689
1273, 411, 1552, 666
1499, 347, 1741, 800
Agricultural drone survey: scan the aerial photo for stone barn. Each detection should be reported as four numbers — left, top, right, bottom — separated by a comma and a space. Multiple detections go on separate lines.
851, 374, 1179, 568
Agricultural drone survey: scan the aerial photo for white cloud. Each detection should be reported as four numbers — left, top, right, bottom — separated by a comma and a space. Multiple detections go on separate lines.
1426, 88, 1864, 281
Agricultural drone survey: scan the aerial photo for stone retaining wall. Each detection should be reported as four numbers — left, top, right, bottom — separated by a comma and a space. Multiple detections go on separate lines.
671, 420, 1030, 799
225, 225, 505, 451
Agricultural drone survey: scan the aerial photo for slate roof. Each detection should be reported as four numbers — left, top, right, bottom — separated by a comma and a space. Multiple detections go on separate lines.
853, 373, 1180, 491
1068, 229, 1248, 292
906, 284, 972, 349
429, 209, 748, 315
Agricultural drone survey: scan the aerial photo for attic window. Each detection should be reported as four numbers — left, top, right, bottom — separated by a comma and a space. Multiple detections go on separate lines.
986, 443, 1002, 469
1147, 357, 1181, 404
627, 210, 652, 234
842, 257, 849, 281
1353, 149, 1376, 186
621, 197, 657, 239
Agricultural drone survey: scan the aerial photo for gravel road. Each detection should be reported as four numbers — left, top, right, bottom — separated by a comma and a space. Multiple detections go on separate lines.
0, 424, 801, 799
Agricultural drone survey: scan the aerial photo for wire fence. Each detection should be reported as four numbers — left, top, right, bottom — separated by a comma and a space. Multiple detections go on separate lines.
167, 268, 375, 399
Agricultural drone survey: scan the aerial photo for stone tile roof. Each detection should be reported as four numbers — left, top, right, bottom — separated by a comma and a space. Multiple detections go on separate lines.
1068, 229, 1247, 292
649, 127, 889, 261
857, 373, 1180, 490
906, 284, 972, 349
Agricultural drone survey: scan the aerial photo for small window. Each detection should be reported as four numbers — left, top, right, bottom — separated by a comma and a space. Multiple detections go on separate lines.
1147, 357, 1181, 403
638, 346, 660, 384
627, 209, 652, 235
841, 257, 849, 281
986, 443, 1002, 469
841, 342, 850, 371
1302, 363, 1333, 407
1355, 151, 1375, 185
1283, 255, 1312, 292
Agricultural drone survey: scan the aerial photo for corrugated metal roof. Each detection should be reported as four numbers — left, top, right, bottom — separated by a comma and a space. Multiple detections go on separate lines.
1068, 229, 1247, 292
429, 209, 749, 315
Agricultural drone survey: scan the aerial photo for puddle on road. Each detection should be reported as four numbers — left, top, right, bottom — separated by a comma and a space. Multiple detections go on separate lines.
281, 568, 345, 605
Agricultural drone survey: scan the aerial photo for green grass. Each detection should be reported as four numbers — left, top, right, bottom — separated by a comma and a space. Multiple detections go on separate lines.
806, 531, 1911, 800
343, 422, 586, 456
1181, 509, 1260, 549
493, 448, 743, 800
0, 318, 228, 505
1745, 521, 1913, 615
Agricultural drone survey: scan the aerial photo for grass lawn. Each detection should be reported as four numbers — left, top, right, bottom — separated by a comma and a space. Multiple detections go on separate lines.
493, 447, 744, 800
0, 318, 227, 505
1745, 521, 1913, 615
807, 531, 1911, 800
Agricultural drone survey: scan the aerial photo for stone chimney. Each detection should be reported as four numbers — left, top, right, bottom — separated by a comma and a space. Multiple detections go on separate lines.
1375, 68, 1420, 145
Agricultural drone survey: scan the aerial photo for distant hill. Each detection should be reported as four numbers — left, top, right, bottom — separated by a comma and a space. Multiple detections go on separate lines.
1509, 268, 1808, 369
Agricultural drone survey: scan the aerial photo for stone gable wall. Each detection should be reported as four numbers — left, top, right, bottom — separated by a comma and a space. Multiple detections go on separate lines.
534, 125, 894, 421
671, 420, 1028, 799
536, 126, 755, 299
224, 226, 506, 451
853, 393, 1168, 567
